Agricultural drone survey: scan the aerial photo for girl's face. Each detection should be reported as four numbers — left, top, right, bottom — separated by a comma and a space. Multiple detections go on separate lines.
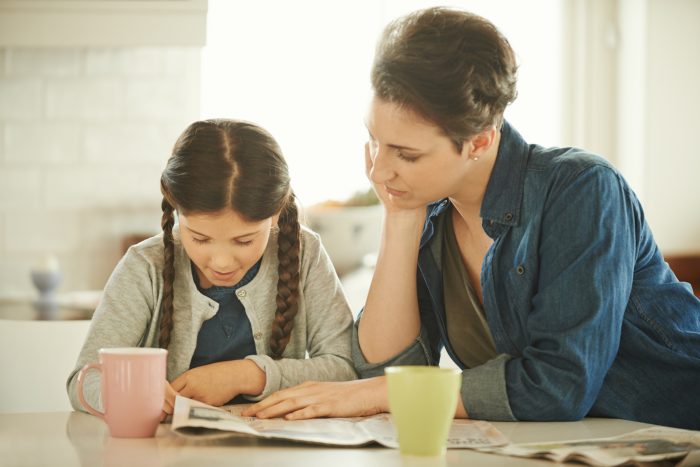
365, 96, 473, 209
178, 209, 274, 288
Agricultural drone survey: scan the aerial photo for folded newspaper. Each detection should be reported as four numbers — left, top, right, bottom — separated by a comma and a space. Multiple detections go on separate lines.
171, 395, 510, 448
480, 426, 700, 467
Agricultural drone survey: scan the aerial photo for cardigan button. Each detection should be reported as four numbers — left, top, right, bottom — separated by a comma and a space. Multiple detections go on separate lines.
236, 289, 247, 298
516, 265, 525, 275
504, 212, 513, 221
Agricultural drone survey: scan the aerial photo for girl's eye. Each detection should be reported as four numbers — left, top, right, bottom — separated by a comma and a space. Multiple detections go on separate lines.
192, 237, 209, 244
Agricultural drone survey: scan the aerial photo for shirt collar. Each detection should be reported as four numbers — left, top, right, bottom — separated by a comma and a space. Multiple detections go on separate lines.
420, 120, 530, 247
480, 120, 530, 234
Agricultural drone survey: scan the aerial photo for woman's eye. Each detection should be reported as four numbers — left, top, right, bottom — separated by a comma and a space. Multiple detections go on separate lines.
397, 151, 419, 162
192, 237, 209, 244
236, 240, 254, 246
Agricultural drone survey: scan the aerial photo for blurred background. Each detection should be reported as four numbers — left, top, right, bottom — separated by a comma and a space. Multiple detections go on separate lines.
0, 0, 698, 302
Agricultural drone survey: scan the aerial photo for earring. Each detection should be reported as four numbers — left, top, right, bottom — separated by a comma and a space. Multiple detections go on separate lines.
471, 156, 479, 161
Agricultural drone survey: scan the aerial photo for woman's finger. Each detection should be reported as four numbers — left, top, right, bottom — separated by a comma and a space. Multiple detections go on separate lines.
254, 394, 320, 419
364, 142, 373, 178
242, 386, 304, 416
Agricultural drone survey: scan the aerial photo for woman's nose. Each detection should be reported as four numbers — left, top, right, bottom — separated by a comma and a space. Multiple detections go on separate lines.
369, 147, 394, 184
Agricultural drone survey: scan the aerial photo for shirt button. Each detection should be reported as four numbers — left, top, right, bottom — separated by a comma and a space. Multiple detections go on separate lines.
504, 212, 513, 221
516, 265, 525, 275
236, 289, 247, 298
253, 331, 262, 340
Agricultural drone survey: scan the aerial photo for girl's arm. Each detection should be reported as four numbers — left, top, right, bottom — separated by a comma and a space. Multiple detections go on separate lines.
243, 230, 356, 400
66, 247, 158, 412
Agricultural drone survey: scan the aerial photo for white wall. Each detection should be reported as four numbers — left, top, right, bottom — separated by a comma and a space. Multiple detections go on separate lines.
569, 0, 699, 255
0, 47, 201, 297
641, 0, 700, 254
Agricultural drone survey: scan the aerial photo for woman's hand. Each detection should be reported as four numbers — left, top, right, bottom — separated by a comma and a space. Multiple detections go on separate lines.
241, 377, 388, 420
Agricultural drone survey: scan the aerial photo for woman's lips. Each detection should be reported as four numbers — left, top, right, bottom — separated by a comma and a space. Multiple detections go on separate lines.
385, 185, 407, 197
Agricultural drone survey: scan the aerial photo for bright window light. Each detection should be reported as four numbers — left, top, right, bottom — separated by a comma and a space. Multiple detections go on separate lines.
201, 0, 563, 206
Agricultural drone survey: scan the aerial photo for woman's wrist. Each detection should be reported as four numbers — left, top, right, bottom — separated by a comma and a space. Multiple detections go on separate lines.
371, 376, 390, 413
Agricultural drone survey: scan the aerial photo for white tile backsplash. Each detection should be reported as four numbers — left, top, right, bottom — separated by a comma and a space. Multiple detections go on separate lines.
5, 123, 82, 165
43, 165, 163, 209
78, 207, 160, 252
0, 78, 42, 120
0, 46, 201, 297
45, 79, 123, 120
0, 253, 35, 298
84, 123, 173, 164
0, 169, 42, 210
6, 49, 83, 77
85, 49, 128, 77
5, 210, 81, 252
125, 79, 192, 120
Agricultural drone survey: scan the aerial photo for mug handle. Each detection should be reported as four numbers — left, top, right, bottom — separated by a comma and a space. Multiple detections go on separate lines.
76, 363, 105, 420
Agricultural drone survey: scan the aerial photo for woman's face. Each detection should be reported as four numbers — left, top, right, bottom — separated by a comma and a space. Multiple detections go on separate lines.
178, 209, 273, 288
365, 96, 472, 210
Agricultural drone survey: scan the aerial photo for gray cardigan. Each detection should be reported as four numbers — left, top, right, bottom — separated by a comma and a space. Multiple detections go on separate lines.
67, 225, 356, 412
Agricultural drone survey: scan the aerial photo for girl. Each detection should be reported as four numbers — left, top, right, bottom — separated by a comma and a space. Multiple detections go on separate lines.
243, 7, 700, 429
67, 119, 356, 414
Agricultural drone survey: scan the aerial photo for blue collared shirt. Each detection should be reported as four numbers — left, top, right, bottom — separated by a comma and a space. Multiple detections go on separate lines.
352, 122, 700, 429
190, 261, 260, 370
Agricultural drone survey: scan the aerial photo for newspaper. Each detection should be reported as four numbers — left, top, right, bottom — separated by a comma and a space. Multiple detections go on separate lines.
171, 395, 510, 448
480, 426, 700, 467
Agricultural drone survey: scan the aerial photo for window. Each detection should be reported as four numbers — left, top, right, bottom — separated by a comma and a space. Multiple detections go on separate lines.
201, 0, 564, 206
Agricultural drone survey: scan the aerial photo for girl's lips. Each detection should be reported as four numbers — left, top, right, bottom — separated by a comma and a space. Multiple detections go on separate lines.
211, 269, 237, 280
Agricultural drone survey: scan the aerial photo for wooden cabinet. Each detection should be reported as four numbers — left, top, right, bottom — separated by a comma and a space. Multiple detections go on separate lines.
666, 254, 700, 298
0, 0, 207, 47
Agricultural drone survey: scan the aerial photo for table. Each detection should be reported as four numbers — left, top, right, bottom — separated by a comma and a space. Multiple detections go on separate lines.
0, 411, 658, 467
0, 298, 95, 321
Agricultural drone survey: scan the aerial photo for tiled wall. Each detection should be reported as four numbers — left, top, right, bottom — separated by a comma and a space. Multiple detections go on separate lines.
0, 47, 201, 298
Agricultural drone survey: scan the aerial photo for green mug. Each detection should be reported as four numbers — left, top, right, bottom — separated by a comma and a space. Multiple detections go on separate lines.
385, 366, 462, 456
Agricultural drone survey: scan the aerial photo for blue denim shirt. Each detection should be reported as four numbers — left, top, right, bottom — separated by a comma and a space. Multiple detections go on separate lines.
352, 122, 700, 429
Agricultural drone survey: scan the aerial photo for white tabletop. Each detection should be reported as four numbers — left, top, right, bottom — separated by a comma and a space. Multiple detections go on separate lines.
0, 411, 656, 467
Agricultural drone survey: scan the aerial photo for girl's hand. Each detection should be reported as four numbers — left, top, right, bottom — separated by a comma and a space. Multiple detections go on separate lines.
241, 377, 388, 420
161, 381, 178, 421
171, 360, 266, 407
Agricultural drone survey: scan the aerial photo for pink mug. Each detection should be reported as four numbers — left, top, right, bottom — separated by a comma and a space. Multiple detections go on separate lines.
76, 347, 167, 438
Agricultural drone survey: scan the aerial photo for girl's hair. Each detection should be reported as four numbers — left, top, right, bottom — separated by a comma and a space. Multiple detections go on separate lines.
158, 119, 300, 359
371, 7, 518, 150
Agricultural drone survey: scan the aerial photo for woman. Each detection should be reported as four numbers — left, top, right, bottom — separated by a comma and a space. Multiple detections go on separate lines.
243, 7, 700, 429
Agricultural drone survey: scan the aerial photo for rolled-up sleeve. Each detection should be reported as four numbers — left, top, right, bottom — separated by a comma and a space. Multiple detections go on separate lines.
461, 354, 516, 421
351, 317, 433, 378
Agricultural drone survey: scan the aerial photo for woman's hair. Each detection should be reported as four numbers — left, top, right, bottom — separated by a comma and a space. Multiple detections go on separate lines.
158, 119, 300, 359
371, 7, 518, 150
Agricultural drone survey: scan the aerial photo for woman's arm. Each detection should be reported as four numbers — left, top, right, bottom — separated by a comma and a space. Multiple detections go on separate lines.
357, 142, 427, 362
357, 209, 425, 362
491, 163, 638, 421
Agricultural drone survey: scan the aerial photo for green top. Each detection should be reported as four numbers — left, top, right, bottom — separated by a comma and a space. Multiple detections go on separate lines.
442, 209, 497, 368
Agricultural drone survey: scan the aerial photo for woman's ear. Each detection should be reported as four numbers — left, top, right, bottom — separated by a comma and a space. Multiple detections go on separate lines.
461, 126, 497, 160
